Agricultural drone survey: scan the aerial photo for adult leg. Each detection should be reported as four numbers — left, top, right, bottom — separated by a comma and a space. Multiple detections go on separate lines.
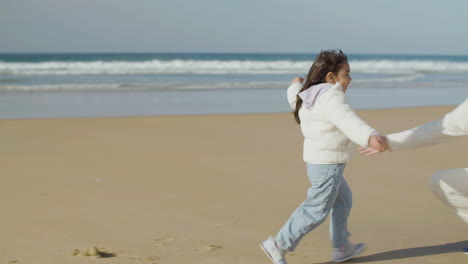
430, 168, 468, 223
275, 164, 345, 252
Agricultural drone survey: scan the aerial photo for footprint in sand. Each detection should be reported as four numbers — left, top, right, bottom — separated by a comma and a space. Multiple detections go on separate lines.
194, 242, 223, 252
153, 237, 223, 254
129, 255, 160, 263
215, 220, 237, 226
154, 237, 177, 246
154, 237, 190, 253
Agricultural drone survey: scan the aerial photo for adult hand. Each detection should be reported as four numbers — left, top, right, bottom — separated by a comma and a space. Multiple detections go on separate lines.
361, 136, 389, 156
292, 76, 304, 84
368, 135, 388, 152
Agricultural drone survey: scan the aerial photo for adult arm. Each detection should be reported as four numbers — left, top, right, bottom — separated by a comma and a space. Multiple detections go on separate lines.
387, 99, 468, 151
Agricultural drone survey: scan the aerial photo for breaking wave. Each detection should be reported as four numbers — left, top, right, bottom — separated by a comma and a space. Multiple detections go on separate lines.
1, 59, 468, 76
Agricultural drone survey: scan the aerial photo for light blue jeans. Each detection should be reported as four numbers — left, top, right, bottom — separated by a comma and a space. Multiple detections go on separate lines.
275, 163, 352, 251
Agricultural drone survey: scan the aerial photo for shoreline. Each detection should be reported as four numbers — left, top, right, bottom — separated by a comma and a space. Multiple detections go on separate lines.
1, 86, 467, 120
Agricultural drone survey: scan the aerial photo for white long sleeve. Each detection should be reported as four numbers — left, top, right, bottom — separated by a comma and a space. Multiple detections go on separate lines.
323, 89, 375, 148
292, 82, 376, 163
387, 99, 468, 151
287, 82, 303, 109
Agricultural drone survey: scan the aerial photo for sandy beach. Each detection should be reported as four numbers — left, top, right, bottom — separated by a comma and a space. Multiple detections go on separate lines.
1, 105, 467, 264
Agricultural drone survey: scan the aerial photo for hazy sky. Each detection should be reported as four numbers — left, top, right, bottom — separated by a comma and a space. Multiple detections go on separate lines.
1, 0, 467, 55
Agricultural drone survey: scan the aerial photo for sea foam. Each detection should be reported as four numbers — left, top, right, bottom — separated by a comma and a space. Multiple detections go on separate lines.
1, 59, 468, 76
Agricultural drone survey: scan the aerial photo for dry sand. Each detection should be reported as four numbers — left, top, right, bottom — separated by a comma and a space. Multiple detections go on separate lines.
1, 106, 467, 264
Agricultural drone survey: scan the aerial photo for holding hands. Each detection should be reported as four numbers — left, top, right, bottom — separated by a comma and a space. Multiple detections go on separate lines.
291, 74, 390, 157
363, 135, 389, 156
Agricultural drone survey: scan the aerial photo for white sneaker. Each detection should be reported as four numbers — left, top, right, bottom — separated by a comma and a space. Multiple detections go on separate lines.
332, 243, 366, 263
260, 236, 287, 264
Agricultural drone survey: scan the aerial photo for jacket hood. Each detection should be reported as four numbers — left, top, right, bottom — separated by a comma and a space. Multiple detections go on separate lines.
299, 82, 341, 109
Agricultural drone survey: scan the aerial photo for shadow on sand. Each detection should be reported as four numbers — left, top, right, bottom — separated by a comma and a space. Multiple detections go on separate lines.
316, 240, 468, 263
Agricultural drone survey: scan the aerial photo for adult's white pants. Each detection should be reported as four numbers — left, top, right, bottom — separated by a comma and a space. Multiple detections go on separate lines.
431, 168, 468, 223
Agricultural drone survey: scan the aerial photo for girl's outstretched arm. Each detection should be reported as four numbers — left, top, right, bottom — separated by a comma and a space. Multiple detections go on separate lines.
321, 85, 377, 148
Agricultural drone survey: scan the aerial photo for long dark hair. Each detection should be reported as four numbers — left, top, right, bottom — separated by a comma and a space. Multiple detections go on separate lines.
293, 49, 348, 124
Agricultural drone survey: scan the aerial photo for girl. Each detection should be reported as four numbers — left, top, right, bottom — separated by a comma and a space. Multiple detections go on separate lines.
260, 49, 385, 264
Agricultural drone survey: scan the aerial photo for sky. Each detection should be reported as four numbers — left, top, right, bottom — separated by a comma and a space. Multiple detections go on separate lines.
1, 0, 467, 55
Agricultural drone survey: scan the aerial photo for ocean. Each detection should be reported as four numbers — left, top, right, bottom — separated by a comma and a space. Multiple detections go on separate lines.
1, 53, 467, 119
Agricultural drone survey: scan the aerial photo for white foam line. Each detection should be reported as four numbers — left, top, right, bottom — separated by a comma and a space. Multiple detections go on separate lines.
1, 59, 467, 76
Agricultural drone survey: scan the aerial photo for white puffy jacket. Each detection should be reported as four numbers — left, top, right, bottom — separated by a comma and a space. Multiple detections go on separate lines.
287, 82, 376, 164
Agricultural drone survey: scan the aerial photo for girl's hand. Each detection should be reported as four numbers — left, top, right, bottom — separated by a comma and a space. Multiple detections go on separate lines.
292, 77, 304, 84
358, 146, 382, 156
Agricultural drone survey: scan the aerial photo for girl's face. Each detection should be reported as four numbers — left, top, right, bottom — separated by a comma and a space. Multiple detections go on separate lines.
329, 63, 352, 92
